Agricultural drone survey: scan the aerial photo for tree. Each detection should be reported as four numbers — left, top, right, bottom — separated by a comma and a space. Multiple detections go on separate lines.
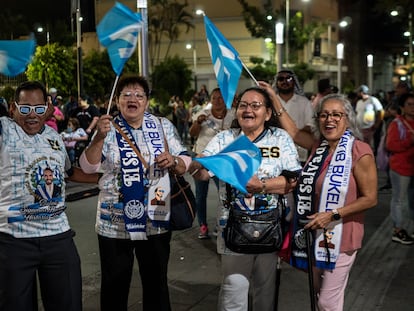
26, 43, 76, 95
237, 0, 326, 63
82, 49, 139, 99
150, 56, 192, 114
148, 0, 194, 70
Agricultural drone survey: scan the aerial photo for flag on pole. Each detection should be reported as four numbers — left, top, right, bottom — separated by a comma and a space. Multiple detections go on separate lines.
204, 15, 242, 109
97, 2, 142, 76
195, 135, 262, 193
0, 36, 36, 77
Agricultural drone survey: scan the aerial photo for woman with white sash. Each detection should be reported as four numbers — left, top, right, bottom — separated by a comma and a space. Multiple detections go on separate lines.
80, 75, 191, 311
260, 81, 378, 311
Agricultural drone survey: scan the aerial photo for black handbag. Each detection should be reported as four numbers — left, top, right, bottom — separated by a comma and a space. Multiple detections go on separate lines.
223, 182, 285, 254
224, 206, 283, 254
169, 173, 196, 231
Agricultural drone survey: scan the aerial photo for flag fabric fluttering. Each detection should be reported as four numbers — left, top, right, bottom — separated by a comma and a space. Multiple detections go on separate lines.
0, 36, 36, 77
195, 135, 262, 193
204, 15, 242, 109
96, 2, 142, 76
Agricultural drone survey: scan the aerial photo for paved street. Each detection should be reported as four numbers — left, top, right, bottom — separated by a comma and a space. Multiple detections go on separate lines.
61, 171, 414, 311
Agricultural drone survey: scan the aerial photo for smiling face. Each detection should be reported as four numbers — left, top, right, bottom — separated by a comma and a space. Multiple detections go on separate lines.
318, 99, 349, 144
117, 83, 149, 128
12, 88, 48, 135
236, 90, 271, 138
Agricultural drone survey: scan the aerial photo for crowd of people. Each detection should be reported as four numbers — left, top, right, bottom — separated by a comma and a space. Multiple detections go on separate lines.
0, 70, 413, 311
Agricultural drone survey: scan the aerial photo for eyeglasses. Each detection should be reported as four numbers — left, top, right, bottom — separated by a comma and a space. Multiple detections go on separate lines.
15, 103, 48, 116
277, 76, 294, 83
237, 101, 265, 111
120, 91, 146, 102
317, 112, 347, 121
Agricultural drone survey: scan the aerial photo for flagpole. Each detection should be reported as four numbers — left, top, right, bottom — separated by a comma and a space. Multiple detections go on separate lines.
106, 75, 120, 115
240, 58, 258, 86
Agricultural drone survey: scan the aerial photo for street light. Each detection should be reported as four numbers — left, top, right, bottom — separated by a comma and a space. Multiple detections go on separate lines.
336, 43, 344, 93
275, 22, 284, 73
36, 26, 50, 45
186, 43, 197, 90
390, 9, 413, 69
367, 54, 373, 93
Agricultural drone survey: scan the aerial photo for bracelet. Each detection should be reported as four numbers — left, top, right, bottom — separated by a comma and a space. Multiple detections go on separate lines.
274, 107, 287, 117
260, 179, 266, 194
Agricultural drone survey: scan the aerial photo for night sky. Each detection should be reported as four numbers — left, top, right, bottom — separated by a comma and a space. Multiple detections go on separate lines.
2, 0, 95, 32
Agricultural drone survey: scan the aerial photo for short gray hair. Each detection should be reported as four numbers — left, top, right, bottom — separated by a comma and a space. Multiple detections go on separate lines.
313, 93, 362, 140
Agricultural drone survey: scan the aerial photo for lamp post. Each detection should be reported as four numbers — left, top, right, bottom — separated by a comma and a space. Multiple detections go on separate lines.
186, 43, 197, 91
36, 26, 50, 45
137, 0, 149, 77
336, 43, 344, 93
275, 22, 284, 73
285, 0, 311, 67
76, 2, 83, 99
367, 54, 373, 93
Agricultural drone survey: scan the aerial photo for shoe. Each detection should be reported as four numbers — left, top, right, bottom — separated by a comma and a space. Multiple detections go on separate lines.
392, 229, 414, 245
198, 224, 210, 239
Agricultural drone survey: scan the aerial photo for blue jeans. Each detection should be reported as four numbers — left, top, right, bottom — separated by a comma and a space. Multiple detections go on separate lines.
195, 177, 219, 227
389, 169, 414, 229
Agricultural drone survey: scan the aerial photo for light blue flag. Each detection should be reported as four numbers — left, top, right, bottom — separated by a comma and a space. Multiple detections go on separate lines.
204, 15, 242, 109
0, 36, 36, 77
96, 2, 142, 76
195, 135, 262, 193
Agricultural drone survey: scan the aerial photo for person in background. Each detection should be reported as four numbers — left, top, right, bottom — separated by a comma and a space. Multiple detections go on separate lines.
189, 85, 301, 311
198, 84, 209, 105
0, 81, 99, 311
311, 78, 334, 109
79, 74, 191, 311
175, 99, 190, 143
189, 88, 235, 239
269, 84, 377, 311
386, 93, 414, 245
71, 94, 100, 137
0, 97, 8, 117
61, 117, 88, 165
45, 93, 64, 132
355, 84, 384, 150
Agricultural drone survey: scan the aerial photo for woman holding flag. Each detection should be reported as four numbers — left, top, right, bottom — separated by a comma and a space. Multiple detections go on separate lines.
260, 80, 378, 311
79, 75, 191, 311
190, 86, 301, 311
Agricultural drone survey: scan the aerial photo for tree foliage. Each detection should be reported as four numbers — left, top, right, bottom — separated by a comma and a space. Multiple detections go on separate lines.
148, 0, 194, 70
26, 43, 76, 95
237, 0, 326, 63
151, 55, 192, 112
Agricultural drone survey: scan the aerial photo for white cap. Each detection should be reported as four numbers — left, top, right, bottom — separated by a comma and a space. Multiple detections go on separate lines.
49, 87, 57, 94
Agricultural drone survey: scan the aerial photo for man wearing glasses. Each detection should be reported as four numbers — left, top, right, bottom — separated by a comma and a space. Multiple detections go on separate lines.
273, 69, 314, 164
0, 81, 99, 310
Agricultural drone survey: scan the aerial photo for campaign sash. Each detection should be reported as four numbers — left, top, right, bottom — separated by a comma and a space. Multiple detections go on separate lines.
291, 130, 353, 270
114, 115, 147, 240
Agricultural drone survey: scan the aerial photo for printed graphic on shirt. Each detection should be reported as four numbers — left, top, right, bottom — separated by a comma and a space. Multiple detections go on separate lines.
8, 157, 65, 223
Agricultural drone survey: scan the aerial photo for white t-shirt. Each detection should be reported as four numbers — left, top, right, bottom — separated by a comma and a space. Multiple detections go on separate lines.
355, 96, 383, 129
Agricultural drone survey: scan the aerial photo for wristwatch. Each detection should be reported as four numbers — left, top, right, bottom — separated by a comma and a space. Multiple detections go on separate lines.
331, 209, 341, 221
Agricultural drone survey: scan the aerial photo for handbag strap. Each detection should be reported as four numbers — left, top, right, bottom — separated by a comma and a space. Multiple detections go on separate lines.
111, 120, 149, 170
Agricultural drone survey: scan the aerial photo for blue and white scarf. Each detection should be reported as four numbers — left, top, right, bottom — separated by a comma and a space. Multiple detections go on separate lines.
291, 130, 354, 270
114, 113, 171, 240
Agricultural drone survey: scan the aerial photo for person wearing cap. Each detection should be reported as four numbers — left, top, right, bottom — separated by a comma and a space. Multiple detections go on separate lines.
311, 78, 334, 109
355, 85, 384, 149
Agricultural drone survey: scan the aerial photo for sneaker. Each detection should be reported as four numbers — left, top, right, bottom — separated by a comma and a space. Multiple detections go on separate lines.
198, 224, 210, 239
392, 229, 414, 245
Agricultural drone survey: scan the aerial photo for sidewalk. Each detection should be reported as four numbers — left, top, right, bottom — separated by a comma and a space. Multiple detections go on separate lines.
64, 173, 414, 311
